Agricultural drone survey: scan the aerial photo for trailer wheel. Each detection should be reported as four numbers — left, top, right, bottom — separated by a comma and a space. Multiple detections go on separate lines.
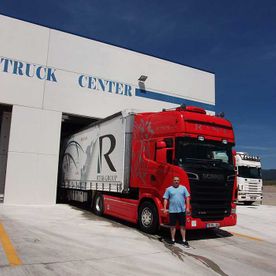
138, 201, 159, 234
94, 193, 104, 216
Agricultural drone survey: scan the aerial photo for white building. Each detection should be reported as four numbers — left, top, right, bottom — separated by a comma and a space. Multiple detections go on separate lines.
0, 15, 215, 205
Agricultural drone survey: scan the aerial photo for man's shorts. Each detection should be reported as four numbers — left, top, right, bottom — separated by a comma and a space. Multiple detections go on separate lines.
169, 212, 186, 226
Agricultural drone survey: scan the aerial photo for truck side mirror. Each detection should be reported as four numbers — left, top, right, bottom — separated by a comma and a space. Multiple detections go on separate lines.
156, 148, 167, 163
156, 141, 166, 149
156, 141, 167, 163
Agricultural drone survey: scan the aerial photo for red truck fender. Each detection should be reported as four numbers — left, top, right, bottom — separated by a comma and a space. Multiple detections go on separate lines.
138, 193, 164, 225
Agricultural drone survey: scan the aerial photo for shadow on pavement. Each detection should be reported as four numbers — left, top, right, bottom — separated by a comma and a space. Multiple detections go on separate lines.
63, 202, 233, 242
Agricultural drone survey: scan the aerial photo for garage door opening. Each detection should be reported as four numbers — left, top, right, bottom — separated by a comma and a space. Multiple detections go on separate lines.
0, 104, 12, 203
57, 113, 98, 203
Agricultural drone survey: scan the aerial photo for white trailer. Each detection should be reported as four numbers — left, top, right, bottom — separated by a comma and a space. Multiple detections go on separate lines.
61, 111, 134, 203
235, 152, 263, 205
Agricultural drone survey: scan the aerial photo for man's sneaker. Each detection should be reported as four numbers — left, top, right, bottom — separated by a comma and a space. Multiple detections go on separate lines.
166, 239, 175, 245
181, 241, 190, 248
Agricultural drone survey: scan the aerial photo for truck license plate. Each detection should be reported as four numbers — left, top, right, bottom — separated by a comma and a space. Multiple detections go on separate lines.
206, 223, 220, 228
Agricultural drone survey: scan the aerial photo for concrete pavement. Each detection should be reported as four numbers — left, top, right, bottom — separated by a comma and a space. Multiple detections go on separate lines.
0, 203, 276, 275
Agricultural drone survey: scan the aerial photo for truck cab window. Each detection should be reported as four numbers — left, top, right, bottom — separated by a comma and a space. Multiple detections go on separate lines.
213, 150, 229, 163
238, 166, 261, 179
164, 138, 174, 164
164, 138, 173, 148
175, 137, 234, 168
166, 149, 173, 164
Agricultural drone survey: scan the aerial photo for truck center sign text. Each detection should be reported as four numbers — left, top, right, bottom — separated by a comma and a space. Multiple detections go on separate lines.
0, 57, 133, 97
0, 56, 215, 111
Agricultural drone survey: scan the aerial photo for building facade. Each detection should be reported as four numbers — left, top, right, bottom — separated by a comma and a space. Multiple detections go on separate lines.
0, 15, 215, 204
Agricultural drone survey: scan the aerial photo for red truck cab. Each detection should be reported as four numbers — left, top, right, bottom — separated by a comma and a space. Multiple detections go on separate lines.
103, 106, 237, 233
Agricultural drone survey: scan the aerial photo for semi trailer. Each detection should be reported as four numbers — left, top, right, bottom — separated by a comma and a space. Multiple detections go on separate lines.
60, 105, 237, 233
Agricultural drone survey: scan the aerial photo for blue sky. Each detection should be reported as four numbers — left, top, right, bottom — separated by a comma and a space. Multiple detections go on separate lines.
1, 1, 275, 168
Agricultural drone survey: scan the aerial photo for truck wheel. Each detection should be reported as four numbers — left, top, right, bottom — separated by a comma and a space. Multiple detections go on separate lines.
244, 201, 254, 205
138, 201, 159, 234
94, 193, 104, 216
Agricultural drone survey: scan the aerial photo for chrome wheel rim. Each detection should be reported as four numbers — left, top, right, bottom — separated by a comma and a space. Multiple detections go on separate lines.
141, 207, 152, 227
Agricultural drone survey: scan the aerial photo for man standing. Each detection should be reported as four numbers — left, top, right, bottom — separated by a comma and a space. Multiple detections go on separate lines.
163, 176, 191, 247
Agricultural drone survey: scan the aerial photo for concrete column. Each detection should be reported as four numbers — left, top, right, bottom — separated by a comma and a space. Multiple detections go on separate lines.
4, 105, 62, 205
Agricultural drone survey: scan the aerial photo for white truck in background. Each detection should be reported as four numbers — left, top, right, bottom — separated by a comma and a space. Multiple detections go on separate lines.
235, 152, 263, 205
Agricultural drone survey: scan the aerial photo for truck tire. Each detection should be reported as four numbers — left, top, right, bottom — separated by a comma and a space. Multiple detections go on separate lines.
93, 193, 104, 216
138, 201, 159, 234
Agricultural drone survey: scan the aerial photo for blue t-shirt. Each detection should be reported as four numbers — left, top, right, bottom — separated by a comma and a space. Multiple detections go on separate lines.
163, 185, 190, 213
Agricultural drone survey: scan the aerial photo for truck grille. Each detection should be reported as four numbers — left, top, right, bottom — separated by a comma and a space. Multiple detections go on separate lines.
190, 176, 233, 221
246, 183, 261, 192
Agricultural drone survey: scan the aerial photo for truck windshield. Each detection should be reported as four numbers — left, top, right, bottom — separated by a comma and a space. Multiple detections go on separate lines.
238, 166, 261, 179
175, 137, 233, 167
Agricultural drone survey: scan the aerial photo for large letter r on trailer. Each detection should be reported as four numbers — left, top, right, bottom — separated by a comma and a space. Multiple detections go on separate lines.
97, 134, 116, 173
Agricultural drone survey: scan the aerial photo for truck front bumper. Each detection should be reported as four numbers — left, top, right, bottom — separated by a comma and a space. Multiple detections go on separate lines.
237, 193, 263, 202
160, 213, 237, 230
